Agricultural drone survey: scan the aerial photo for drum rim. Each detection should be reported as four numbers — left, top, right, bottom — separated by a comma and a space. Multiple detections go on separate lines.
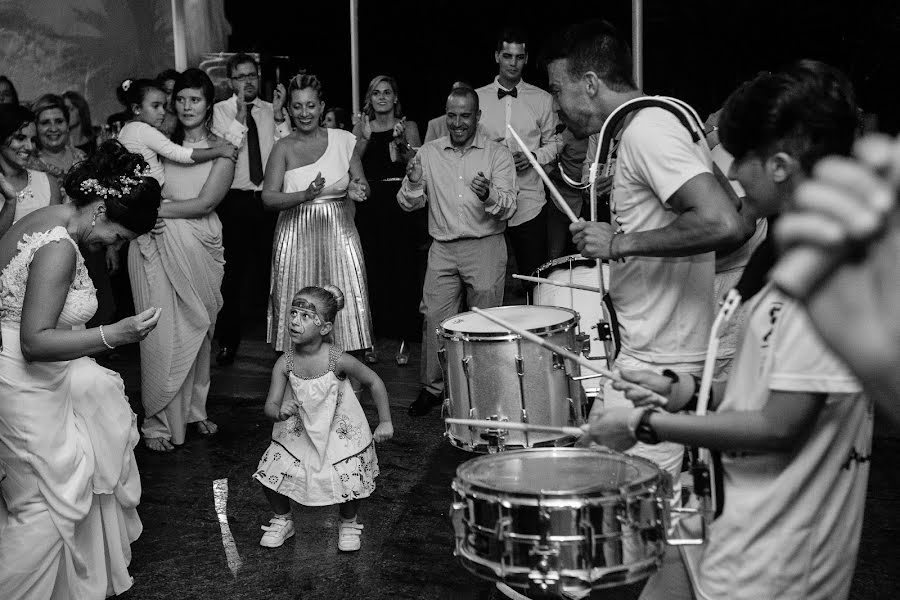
438, 306, 579, 340
532, 254, 599, 276
453, 447, 665, 497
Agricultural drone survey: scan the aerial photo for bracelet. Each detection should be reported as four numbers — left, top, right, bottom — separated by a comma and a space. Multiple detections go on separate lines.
99, 325, 115, 350
683, 374, 702, 412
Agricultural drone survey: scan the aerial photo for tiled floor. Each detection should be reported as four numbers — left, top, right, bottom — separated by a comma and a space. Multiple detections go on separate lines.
106, 334, 900, 600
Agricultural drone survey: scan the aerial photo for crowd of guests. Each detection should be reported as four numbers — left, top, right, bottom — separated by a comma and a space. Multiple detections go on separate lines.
0, 17, 898, 600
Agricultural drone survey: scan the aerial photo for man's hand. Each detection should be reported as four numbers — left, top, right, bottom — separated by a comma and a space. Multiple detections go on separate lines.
612, 368, 676, 408
406, 154, 423, 184
470, 171, 490, 201
570, 220, 619, 259
512, 151, 531, 172
235, 80, 247, 123
581, 406, 639, 451
272, 83, 286, 121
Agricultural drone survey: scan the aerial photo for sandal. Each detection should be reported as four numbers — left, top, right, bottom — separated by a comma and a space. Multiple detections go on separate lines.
144, 437, 175, 452
194, 419, 218, 436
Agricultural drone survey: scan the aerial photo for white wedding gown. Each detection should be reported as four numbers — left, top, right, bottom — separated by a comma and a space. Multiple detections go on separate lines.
0, 226, 142, 599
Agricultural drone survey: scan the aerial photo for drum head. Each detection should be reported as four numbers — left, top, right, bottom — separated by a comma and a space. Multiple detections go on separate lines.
533, 254, 598, 277
440, 306, 577, 337
456, 447, 661, 496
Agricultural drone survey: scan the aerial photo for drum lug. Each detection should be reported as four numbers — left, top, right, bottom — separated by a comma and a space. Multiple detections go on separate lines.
575, 332, 591, 355
437, 347, 448, 373
515, 355, 525, 377
461, 355, 472, 378
578, 508, 597, 570
526, 507, 562, 594
482, 415, 509, 453
450, 499, 468, 543
552, 352, 566, 371
594, 320, 613, 342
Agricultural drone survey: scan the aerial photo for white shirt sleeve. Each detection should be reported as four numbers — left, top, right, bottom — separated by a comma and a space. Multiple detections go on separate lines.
212, 100, 246, 148
140, 124, 194, 164
769, 299, 862, 395
620, 109, 711, 205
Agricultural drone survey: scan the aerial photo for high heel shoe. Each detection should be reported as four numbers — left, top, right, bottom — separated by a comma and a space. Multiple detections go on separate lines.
395, 340, 409, 365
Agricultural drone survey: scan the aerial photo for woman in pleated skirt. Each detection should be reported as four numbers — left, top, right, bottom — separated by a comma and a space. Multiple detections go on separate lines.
262, 72, 373, 354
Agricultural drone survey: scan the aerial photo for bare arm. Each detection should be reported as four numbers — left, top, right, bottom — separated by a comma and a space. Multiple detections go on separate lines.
262, 355, 291, 421
261, 141, 307, 211
48, 177, 62, 206
20, 242, 159, 361
157, 154, 236, 219
0, 199, 14, 239
337, 352, 393, 442
616, 172, 746, 257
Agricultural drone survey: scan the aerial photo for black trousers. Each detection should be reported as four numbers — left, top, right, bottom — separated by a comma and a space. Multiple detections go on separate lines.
215, 189, 277, 349
505, 203, 549, 277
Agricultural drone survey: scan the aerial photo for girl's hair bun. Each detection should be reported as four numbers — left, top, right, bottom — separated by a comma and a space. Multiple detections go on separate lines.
322, 284, 345, 311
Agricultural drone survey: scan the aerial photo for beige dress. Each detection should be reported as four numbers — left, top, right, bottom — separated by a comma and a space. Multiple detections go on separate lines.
254, 346, 378, 506
128, 140, 225, 444
0, 227, 142, 598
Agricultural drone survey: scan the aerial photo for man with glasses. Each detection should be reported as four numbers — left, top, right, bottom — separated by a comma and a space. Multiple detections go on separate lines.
213, 53, 291, 365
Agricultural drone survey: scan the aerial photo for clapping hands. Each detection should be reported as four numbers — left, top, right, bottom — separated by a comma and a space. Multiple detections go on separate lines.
406, 154, 423, 183
470, 170, 491, 201
348, 177, 368, 202
305, 172, 326, 201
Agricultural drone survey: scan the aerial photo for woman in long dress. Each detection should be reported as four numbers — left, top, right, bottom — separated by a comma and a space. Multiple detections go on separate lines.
128, 68, 234, 452
264, 73, 372, 355
0, 140, 162, 598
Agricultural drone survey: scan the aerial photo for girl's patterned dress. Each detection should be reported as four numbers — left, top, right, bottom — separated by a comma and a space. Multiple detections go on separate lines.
254, 346, 378, 505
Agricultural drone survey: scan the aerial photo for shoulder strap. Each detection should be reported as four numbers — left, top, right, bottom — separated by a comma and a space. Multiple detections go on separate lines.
328, 346, 344, 373
285, 346, 294, 375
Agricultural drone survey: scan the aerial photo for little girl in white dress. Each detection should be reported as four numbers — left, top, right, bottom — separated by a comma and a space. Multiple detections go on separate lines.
253, 284, 393, 551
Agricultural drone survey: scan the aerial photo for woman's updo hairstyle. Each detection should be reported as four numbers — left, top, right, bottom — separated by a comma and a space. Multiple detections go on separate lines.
65, 140, 161, 235
119, 78, 164, 114
288, 71, 325, 104
296, 284, 345, 324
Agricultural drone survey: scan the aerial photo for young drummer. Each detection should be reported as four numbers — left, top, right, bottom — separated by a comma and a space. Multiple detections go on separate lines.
583, 60, 873, 600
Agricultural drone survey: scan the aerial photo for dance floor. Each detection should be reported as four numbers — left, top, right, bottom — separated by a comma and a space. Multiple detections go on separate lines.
105, 334, 900, 600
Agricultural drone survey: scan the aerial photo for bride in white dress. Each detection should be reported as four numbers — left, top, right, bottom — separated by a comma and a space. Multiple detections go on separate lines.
0, 141, 162, 599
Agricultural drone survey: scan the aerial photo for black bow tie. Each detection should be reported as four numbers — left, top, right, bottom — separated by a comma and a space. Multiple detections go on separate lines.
497, 87, 518, 100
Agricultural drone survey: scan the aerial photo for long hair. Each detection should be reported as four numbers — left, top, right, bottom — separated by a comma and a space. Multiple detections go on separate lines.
63, 91, 95, 142
362, 75, 403, 121
169, 68, 216, 145
0, 76, 20, 105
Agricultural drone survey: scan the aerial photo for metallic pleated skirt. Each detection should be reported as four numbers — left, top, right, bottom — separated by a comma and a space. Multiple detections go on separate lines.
267, 198, 374, 352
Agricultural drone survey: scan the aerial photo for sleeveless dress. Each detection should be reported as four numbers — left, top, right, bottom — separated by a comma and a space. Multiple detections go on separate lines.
356, 128, 428, 341
0, 227, 142, 599
253, 345, 378, 506
8, 169, 53, 223
268, 128, 373, 352
128, 140, 225, 445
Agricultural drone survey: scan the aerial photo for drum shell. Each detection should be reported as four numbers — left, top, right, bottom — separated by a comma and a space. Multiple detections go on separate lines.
439, 307, 584, 451
450, 448, 669, 594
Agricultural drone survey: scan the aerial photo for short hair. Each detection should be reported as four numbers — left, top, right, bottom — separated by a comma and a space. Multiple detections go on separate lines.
541, 20, 635, 91
496, 25, 529, 52
226, 53, 258, 78
156, 68, 181, 84
288, 72, 325, 104
719, 60, 859, 173
63, 91, 95, 141
32, 94, 70, 124
447, 86, 479, 112
0, 76, 20, 105
170, 68, 216, 144
363, 75, 403, 121
64, 140, 161, 235
0, 104, 34, 143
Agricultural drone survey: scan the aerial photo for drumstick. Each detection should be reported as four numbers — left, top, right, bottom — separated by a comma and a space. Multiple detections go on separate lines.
506, 124, 580, 224
512, 273, 603, 293
470, 307, 669, 407
445, 418, 583, 438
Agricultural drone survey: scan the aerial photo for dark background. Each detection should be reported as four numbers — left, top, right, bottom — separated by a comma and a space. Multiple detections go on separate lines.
224, 0, 900, 133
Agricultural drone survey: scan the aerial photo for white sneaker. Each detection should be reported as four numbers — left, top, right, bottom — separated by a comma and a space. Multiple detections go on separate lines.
338, 520, 363, 551
260, 516, 295, 548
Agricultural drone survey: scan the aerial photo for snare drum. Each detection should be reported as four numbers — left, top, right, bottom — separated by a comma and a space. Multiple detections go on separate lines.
439, 306, 584, 452
451, 448, 671, 597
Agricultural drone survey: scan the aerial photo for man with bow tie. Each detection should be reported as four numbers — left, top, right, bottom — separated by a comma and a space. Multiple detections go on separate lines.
476, 27, 562, 281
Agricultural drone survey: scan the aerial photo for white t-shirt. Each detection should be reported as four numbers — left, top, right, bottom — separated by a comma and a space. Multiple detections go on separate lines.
609, 107, 715, 367
686, 283, 873, 600
118, 121, 195, 186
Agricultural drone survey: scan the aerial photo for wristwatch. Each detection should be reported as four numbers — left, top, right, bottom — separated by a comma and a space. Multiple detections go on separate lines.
635, 408, 660, 445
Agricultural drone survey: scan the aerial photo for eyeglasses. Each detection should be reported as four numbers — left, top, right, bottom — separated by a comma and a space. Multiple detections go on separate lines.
231, 73, 259, 82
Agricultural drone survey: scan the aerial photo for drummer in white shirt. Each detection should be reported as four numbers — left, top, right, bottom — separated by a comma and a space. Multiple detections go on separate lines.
543, 20, 746, 498
585, 59, 872, 600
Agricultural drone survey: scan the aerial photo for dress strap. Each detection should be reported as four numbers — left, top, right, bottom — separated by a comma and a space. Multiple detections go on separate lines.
328, 346, 344, 374
285, 346, 294, 375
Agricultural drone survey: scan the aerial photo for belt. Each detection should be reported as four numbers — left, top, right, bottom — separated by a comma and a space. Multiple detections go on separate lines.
233, 188, 264, 199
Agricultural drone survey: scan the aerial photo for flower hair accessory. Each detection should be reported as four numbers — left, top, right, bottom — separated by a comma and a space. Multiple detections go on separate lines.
79, 165, 152, 199
122, 79, 132, 92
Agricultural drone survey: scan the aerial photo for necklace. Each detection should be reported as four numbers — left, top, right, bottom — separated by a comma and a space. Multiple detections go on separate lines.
16, 170, 33, 204
184, 132, 208, 143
